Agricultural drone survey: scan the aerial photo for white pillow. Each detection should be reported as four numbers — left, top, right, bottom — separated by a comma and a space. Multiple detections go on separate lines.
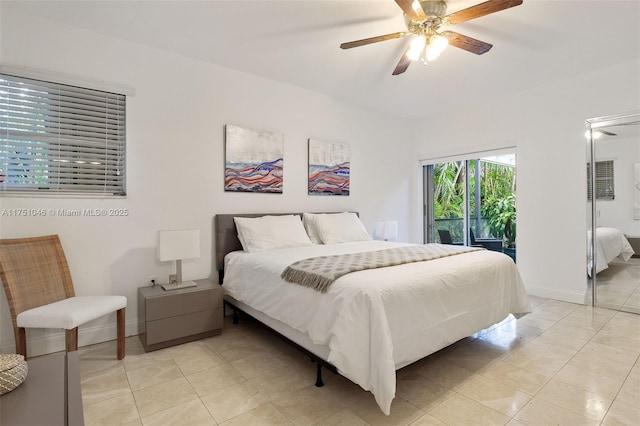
302, 213, 323, 244
234, 215, 312, 253
313, 212, 372, 244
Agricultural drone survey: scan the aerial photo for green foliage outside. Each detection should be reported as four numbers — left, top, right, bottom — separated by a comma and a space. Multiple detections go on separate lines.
433, 161, 465, 219
484, 194, 516, 247
434, 160, 516, 247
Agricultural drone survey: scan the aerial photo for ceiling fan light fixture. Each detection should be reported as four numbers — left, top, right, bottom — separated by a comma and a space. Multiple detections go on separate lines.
431, 34, 448, 51
425, 44, 442, 61
586, 130, 601, 139
424, 34, 448, 62
407, 35, 427, 60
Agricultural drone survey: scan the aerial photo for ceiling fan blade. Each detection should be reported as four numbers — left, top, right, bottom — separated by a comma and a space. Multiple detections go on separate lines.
392, 45, 412, 75
595, 129, 618, 136
394, 0, 426, 22
340, 32, 407, 49
446, 0, 523, 25
441, 31, 493, 55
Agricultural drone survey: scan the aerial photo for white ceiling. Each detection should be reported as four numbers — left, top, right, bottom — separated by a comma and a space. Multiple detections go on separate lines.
4, 0, 640, 120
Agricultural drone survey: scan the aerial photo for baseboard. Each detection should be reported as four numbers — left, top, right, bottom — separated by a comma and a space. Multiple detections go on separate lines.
525, 285, 586, 305
0, 320, 139, 356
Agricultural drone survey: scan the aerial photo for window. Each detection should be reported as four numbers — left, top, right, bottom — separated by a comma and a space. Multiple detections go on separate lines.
0, 73, 126, 195
587, 160, 614, 200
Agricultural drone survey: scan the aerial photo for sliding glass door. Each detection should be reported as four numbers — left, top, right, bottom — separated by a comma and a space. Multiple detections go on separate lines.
424, 161, 467, 245
423, 154, 516, 260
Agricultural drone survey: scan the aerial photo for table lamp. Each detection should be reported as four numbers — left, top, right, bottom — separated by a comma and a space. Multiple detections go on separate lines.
375, 220, 398, 241
158, 229, 200, 291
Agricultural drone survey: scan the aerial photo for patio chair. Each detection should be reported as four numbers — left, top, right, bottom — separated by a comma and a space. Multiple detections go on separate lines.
438, 229, 454, 245
470, 229, 502, 252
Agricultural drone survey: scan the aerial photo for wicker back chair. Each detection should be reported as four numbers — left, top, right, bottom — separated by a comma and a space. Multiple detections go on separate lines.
0, 235, 126, 359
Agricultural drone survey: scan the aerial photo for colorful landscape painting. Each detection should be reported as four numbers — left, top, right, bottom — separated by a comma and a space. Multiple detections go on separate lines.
308, 139, 350, 196
225, 125, 284, 193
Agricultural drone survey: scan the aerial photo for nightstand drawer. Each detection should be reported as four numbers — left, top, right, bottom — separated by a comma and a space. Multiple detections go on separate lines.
146, 287, 222, 321
146, 308, 222, 345
138, 279, 223, 352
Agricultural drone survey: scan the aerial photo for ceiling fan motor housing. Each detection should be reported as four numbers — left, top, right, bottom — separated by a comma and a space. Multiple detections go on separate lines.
404, 0, 447, 35
418, 0, 447, 20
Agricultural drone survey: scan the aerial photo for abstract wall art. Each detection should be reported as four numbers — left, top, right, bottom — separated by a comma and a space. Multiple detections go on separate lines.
308, 139, 350, 196
224, 124, 284, 193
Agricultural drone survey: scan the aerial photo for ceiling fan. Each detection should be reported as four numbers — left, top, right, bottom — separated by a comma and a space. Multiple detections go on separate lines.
594, 129, 617, 137
340, 0, 523, 75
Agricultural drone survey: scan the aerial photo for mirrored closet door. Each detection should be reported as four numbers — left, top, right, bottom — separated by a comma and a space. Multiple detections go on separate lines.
586, 112, 640, 313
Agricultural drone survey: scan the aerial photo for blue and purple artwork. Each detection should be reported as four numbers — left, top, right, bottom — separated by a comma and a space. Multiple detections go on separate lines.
225, 125, 284, 193
308, 139, 350, 196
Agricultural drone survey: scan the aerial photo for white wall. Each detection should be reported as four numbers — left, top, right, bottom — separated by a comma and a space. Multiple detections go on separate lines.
0, 8, 414, 354
2, 5, 639, 356
594, 135, 640, 236
410, 59, 640, 303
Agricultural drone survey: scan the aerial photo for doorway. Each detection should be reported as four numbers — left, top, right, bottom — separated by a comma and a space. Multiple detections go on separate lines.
423, 154, 516, 260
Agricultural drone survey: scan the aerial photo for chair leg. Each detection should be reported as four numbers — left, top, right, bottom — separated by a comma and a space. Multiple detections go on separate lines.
65, 328, 78, 352
117, 308, 125, 360
15, 327, 27, 359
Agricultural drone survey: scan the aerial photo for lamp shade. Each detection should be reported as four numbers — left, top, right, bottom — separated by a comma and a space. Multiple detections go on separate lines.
158, 229, 200, 261
375, 220, 398, 241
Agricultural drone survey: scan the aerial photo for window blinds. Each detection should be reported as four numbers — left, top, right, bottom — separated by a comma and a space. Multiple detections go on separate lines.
0, 73, 126, 195
587, 160, 614, 201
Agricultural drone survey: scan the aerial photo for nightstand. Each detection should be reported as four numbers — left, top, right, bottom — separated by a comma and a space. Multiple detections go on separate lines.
628, 236, 640, 258
138, 279, 223, 352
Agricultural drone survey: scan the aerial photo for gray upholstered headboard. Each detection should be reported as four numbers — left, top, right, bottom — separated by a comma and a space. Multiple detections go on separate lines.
214, 212, 358, 282
214, 213, 303, 281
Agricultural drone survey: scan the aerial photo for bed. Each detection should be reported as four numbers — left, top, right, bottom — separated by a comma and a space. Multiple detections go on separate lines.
591, 227, 635, 274
215, 212, 531, 415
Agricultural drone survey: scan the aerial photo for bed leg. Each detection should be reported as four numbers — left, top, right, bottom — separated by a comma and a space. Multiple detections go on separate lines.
315, 362, 324, 387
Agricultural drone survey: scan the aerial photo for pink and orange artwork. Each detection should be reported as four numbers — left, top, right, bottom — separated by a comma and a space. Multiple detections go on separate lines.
225, 125, 284, 193
308, 139, 350, 196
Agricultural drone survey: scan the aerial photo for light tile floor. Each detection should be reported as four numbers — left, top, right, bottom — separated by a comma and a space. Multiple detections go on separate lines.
596, 258, 640, 314
79, 296, 640, 425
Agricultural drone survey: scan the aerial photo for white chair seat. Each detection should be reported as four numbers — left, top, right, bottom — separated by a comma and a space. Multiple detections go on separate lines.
17, 296, 127, 330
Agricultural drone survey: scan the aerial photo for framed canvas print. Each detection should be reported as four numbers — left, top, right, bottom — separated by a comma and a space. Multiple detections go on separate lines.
308, 139, 350, 196
224, 124, 284, 193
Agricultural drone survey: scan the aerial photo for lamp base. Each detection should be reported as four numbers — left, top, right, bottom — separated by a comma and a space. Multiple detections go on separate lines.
162, 280, 198, 291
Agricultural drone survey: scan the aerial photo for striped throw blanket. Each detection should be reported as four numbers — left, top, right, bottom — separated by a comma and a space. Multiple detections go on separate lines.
281, 244, 484, 293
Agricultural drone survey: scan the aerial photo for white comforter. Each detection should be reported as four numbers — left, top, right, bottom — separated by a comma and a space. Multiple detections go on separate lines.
223, 241, 531, 415
592, 227, 635, 274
